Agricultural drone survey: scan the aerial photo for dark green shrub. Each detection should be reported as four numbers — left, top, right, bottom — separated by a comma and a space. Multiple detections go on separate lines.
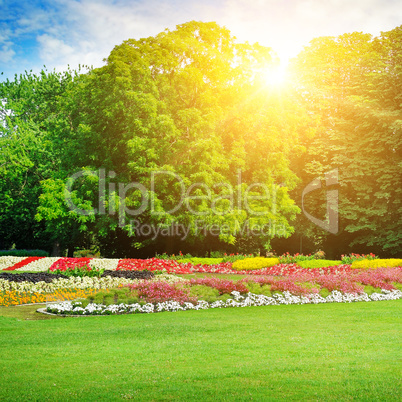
0, 249, 49, 257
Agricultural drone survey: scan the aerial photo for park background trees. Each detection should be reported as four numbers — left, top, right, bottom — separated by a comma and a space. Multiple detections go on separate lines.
278, 26, 402, 257
1, 22, 400, 257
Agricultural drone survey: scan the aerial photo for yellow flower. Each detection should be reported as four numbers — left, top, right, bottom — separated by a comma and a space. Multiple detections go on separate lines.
232, 257, 279, 271
351, 259, 402, 269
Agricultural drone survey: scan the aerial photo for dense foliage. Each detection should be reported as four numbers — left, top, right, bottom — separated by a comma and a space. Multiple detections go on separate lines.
0, 249, 48, 257
1, 22, 401, 257
284, 27, 402, 256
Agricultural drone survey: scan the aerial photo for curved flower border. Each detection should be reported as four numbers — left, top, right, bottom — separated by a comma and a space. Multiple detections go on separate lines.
45, 289, 402, 316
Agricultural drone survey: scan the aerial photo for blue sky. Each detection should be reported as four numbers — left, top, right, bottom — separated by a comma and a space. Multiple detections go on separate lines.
1, 0, 401, 81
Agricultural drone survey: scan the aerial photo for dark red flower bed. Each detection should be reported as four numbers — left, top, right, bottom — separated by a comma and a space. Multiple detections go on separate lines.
189, 277, 249, 294
127, 281, 197, 304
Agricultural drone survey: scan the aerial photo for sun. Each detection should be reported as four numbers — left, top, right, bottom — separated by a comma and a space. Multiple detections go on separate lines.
262, 64, 288, 87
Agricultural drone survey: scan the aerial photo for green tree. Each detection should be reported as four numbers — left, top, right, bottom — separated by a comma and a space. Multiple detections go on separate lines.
289, 27, 402, 256
0, 68, 95, 254
1, 22, 314, 256
81, 21, 304, 253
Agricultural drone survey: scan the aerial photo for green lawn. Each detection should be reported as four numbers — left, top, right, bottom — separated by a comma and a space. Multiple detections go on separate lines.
0, 300, 401, 401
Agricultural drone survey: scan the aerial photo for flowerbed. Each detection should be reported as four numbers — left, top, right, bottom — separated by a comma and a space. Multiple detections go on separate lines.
45, 289, 402, 316
116, 258, 192, 274
1, 256, 401, 313
3, 256, 394, 277
189, 277, 249, 294
0, 288, 101, 307
1, 257, 62, 272
296, 260, 342, 269
0, 270, 155, 284
127, 281, 198, 304
0, 273, 182, 292
0, 257, 28, 270
36, 267, 402, 315
351, 258, 402, 269
232, 257, 280, 270
2, 256, 45, 271
49, 258, 92, 271
0, 276, 134, 294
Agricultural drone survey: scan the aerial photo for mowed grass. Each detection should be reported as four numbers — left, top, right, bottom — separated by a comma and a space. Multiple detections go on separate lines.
0, 301, 401, 401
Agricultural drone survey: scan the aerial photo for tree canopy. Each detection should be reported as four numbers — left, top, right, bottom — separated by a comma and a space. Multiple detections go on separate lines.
1, 22, 400, 257
286, 26, 402, 256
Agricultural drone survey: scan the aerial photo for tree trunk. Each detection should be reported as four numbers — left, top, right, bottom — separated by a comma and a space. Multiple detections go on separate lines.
51, 241, 61, 257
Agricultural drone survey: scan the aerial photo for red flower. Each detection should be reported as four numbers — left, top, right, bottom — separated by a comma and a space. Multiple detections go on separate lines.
4, 256, 45, 271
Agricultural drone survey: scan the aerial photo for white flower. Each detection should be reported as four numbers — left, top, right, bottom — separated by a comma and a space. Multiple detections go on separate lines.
151, 273, 186, 284
0, 256, 27, 270
0, 276, 138, 293
210, 300, 225, 308
88, 259, 120, 271
42, 289, 402, 316
16, 257, 62, 272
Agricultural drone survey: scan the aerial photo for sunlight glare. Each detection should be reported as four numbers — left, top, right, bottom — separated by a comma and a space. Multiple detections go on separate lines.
263, 64, 288, 87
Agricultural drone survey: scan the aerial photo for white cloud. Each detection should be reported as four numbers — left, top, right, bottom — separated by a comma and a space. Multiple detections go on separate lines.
0, 45, 15, 63
37, 34, 75, 63
0, 28, 12, 44
15, 10, 53, 35
0, 26, 15, 64
205, 0, 402, 64
1, 0, 401, 79
31, 0, 192, 73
